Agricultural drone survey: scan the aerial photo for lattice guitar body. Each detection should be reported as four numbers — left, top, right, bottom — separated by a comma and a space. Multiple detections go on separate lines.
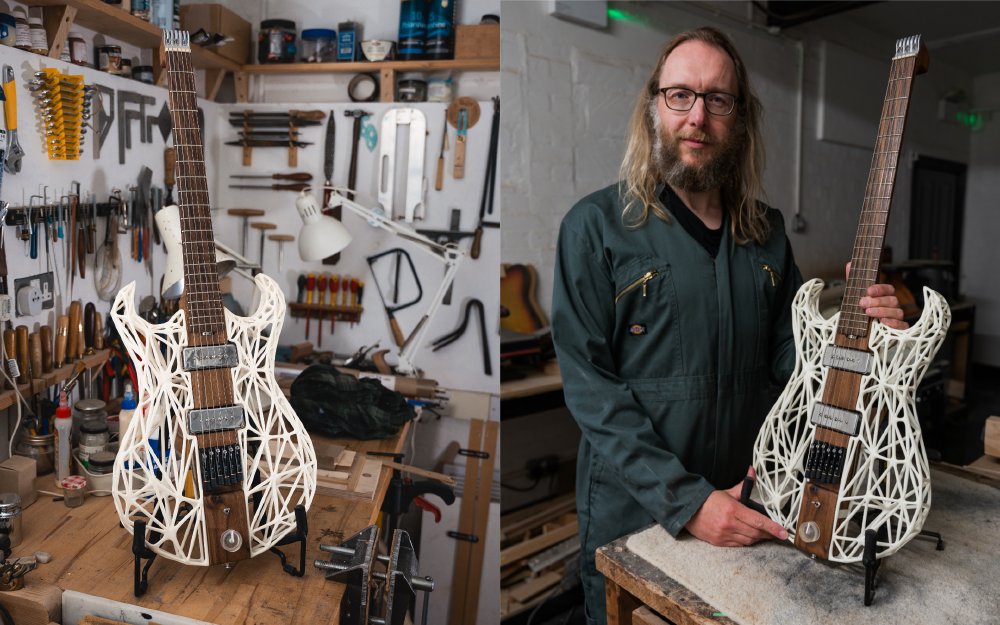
753, 278, 950, 563
110, 274, 317, 566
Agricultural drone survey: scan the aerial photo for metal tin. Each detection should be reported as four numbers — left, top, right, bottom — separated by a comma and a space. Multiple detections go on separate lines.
0, 493, 22, 547
397, 78, 428, 102
97, 44, 122, 74
14, 432, 54, 475
258, 19, 296, 64
88, 451, 116, 475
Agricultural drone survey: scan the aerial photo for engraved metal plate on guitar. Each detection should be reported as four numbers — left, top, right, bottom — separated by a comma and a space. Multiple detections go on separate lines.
182, 343, 239, 371
822, 345, 872, 375
809, 402, 861, 437
188, 405, 246, 434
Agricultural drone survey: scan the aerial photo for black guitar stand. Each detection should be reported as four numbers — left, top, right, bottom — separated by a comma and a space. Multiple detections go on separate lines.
132, 519, 158, 597
740, 476, 945, 607
269, 504, 309, 576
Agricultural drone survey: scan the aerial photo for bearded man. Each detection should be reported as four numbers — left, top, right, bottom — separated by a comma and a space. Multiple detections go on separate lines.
551, 27, 908, 625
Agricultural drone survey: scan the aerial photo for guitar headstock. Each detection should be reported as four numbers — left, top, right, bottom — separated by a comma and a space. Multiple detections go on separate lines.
163, 30, 191, 52
893, 34, 929, 75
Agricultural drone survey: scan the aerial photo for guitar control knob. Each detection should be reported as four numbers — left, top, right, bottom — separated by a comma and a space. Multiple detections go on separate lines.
221, 529, 243, 553
799, 521, 821, 544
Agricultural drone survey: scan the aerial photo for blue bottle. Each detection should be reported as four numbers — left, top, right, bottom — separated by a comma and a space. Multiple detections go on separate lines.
425, 0, 456, 60
398, 0, 426, 60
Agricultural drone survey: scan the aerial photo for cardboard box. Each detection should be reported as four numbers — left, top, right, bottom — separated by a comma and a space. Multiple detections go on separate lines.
455, 24, 499, 60
180, 4, 252, 64
0, 455, 37, 508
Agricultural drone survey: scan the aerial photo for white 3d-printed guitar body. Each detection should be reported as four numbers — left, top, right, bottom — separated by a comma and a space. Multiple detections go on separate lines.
753, 278, 950, 563
110, 274, 317, 565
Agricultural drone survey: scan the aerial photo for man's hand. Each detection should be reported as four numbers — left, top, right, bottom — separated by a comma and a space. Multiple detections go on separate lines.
685, 468, 788, 547
846, 262, 909, 330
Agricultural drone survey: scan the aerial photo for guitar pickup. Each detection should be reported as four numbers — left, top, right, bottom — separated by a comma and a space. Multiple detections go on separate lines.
822, 345, 872, 375
183, 343, 239, 371
810, 402, 861, 437
189, 405, 245, 434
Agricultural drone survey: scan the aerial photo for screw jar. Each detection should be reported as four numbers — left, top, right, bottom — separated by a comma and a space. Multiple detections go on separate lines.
258, 19, 296, 64
14, 432, 55, 475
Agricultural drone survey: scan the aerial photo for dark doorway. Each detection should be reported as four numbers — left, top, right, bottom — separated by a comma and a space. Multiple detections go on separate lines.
909, 156, 967, 287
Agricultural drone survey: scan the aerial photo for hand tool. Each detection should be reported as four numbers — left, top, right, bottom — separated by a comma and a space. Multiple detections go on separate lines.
447, 97, 480, 181
39, 325, 52, 374
296, 274, 307, 304
54, 315, 68, 368
229, 183, 311, 192
93, 313, 103, 350
377, 108, 427, 222
250, 221, 276, 274
231, 172, 313, 181
67, 193, 78, 295
435, 110, 448, 191
315, 273, 328, 347
28, 332, 41, 382
3, 65, 25, 174
304, 273, 316, 339
321, 110, 342, 265
344, 109, 371, 200
472, 96, 501, 260
14, 325, 28, 384
163, 147, 176, 205
84, 302, 95, 354
329, 274, 340, 333
267, 234, 294, 272
67, 301, 81, 361
228, 109, 326, 123
351, 277, 360, 307
224, 140, 313, 147
430, 298, 491, 376
227, 208, 266, 257
90, 85, 114, 158
368, 249, 423, 347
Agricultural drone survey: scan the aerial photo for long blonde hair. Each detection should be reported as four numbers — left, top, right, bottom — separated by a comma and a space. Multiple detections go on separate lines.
619, 27, 770, 245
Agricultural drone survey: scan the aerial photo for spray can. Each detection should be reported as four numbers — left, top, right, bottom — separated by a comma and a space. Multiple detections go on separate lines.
397, 0, 426, 60
54, 391, 72, 484
425, 0, 456, 60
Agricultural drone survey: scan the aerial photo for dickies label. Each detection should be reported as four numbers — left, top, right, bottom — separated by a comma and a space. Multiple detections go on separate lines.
628, 324, 647, 336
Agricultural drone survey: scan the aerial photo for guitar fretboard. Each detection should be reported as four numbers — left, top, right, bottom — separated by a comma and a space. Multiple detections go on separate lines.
165, 36, 226, 344
836, 42, 922, 339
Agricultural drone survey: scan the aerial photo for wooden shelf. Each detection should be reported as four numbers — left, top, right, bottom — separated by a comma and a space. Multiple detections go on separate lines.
241, 58, 499, 75
0, 349, 109, 412
288, 303, 363, 323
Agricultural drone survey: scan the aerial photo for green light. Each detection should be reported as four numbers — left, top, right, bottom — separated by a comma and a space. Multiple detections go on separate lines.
955, 111, 983, 130
607, 7, 644, 24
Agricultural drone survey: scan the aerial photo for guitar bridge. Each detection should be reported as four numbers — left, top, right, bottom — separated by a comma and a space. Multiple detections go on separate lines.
199, 443, 245, 492
804, 440, 846, 485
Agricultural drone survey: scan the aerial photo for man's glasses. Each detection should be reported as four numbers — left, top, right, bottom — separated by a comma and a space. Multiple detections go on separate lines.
658, 87, 738, 116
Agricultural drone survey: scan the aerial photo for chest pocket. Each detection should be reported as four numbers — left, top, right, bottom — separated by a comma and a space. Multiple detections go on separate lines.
611, 257, 680, 377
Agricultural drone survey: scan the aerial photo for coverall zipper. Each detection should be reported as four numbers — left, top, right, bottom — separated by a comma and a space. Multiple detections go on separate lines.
614, 270, 659, 304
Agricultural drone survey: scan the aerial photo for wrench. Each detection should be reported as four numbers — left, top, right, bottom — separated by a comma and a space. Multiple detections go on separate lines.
2, 66, 25, 174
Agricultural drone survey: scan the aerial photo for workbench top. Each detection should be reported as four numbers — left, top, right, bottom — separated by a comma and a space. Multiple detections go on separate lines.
12, 428, 407, 625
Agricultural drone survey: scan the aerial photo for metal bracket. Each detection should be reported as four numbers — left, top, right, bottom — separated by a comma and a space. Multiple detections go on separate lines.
377, 108, 427, 223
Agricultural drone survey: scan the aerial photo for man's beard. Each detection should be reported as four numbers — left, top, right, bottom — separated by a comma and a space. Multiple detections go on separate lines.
651, 109, 743, 193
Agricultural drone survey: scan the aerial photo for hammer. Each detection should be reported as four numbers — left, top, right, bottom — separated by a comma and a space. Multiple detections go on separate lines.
343, 109, 370, 201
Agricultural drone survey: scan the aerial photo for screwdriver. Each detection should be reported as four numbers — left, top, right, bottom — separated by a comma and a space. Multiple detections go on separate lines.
330, 274, 340, 333
316, 273, 328, 347
231, 172, 313, 181
229, 183, 311, 192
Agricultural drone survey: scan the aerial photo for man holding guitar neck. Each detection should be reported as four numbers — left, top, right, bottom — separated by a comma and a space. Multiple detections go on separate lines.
551, 27, 908, 625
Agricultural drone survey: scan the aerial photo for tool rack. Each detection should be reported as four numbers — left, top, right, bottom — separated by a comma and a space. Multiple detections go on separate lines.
287, 303, 363, 325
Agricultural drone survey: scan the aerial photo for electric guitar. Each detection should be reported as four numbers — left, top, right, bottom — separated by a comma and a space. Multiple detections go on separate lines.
499, 264, 548, 334
111, 31, 316, 566
752, 35, 951, 564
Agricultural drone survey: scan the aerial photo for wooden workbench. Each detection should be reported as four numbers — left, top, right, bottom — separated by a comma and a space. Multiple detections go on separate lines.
12, 427, 408, 625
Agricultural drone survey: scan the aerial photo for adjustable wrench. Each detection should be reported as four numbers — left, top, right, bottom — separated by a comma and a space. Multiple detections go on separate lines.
2, 66, 25, 174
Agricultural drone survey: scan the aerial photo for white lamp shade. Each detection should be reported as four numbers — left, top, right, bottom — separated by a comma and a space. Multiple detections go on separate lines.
295, 192, 353, 261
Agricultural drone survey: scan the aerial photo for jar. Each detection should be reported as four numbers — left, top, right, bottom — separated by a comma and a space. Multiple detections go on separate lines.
131, 0, 150, 21
74, 398, 107, 447
300, 28, 337, 62
120, 58, 133, 78
68, 31, 87, 66
132, 65, 154, 84
13, 8, 31, 51
427, 73, 453, 102
60, 476, 86, 508
28, 14, 47, 55
88, 451, 116, 475
0, 14, 17, 47
397, 76, 428, 102
97, 45, 122, 74
79, 421, 109, 466
0, 493, 22, 548
14, 432, 55, 475
258, 19, 296, 64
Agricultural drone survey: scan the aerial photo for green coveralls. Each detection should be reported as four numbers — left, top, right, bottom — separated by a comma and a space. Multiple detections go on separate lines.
551, 183, 802, 625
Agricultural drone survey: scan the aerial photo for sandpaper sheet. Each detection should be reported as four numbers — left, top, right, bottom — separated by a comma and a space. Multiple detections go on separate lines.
626, 470, 1000, 625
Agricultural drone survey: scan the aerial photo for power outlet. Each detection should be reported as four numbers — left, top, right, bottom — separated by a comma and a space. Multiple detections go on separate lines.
13, 272, 55, 315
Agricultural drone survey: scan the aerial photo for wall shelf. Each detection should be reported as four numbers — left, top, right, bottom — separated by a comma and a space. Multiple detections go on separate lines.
0, 348, 109, 412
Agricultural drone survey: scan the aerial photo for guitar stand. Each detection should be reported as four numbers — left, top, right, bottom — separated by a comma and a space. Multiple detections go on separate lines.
269, 504, 309, 576
132, 520, 158, 597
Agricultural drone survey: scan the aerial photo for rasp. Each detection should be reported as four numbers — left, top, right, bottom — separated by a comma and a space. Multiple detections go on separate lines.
322, 110, 341, 264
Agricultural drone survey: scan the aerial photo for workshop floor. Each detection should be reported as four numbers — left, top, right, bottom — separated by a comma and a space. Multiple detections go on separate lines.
931, 364, 1000, 465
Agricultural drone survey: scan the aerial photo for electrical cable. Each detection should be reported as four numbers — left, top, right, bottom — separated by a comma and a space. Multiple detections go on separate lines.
0, 331, 32, 459
500, 477, 540, 492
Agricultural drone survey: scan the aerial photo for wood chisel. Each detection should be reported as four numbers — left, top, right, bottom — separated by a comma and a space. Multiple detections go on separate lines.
67, 301, 81, 362
28, 332, 41, 382
39, 325, 52, 373
54, 315, 68, 368
316, 273, 328, 347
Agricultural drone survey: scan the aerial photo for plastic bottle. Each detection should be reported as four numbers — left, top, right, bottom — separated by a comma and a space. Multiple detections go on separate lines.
118, 383, 137, 438
397, 0, 427, 60
54, 391, 73, 484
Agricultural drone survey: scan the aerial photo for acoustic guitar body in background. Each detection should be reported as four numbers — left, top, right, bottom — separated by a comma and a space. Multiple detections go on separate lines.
752, 36, 951, 564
